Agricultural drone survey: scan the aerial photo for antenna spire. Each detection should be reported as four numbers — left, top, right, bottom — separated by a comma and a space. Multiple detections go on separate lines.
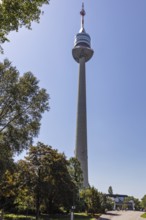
80, 2, 86, 32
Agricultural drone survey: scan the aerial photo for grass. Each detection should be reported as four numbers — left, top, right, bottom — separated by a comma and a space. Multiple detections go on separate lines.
141, 213, 146, 218
3, 213, 100, 220
74, 212, 100, 220
4, 213, 35, 220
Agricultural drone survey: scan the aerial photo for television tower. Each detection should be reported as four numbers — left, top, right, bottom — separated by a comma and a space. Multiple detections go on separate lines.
72, 3, 94, 187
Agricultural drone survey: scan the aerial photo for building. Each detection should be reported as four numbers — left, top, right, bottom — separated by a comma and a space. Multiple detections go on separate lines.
72, 3, 94, 187
106, 194, 135, 210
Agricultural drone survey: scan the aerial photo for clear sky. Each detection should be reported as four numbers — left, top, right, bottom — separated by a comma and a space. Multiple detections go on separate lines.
1, 0, 146, 200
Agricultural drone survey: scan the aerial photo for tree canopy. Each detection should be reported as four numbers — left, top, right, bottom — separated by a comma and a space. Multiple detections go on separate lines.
68, 157, 83, 189
14, 143, 78, 216
0, 145, 114, 216
0, 145, 14, 177
0, 59, 49, 155
0, 0, 50, 52
124, 196, 141, 211
141, 195, 146, 210
80, 187, 101, 214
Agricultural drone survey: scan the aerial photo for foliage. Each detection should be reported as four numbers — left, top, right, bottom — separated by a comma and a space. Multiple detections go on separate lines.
0, 0, 50, 53
99, 193, 113, 212
132, 197, 141, 210
142, 195, 146, 210
0, 144, 14, 177
0, 168, 17, 212
15, 143, 77, 216
108, 186, 113, 195
67, 158, 83, 210
0, 144, 111, 217
79, 188, 114, 214
80, 187, 101, 215
0, 59, 49, 154
0, 144, 85, 216
124, 196, 141, 210
68, 157, 83, 189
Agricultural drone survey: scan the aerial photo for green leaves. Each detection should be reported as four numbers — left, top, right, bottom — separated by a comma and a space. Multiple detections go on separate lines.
124, 196, 141, 210
0, 59, 49, 153
0, 144, 13, 177
0, 0, 50, 52
68, 157, 83, 189
80, 187, 101, 214
15, 143, 78, 214
141, 195, 146, 210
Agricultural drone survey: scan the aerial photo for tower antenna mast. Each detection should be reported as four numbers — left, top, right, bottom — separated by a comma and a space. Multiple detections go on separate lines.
80, 2, 86, 32
72, 3, 94, 187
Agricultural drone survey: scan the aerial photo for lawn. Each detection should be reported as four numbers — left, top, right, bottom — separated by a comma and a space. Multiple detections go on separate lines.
141, 213, 146, 218
74, 212, 100, 220
3, 213, 100, 220
4, 214, 35, 220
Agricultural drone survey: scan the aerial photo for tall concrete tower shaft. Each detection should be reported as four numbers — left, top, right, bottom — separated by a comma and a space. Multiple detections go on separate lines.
72, 3, 94, 187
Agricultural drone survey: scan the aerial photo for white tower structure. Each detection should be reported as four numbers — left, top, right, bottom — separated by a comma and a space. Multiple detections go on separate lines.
72, 3, 94, 187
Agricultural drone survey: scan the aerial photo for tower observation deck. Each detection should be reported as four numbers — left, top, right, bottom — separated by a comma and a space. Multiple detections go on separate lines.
72, 3, 94, 187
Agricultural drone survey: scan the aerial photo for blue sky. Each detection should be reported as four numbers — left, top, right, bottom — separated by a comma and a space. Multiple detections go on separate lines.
1, 0, 146, 200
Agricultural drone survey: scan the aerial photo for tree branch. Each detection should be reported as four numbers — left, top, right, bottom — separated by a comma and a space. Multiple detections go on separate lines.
0, 102, 33, 133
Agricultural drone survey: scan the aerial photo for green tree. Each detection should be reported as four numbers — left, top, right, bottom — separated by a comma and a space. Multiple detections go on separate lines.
68, 157, 83, 211
124, 196, 141, 210
0, 163, 33, 214
16, 143, 77, 217
0, 168, 17, 212
68, 157, 83, 189
0, 0, 50, 52
80, 187, 101, 215
108, 186, 113, 195
0, 59, 49, 155
99, 193, 114, 212
141, 195, 146, 210
0, 145, 14, 177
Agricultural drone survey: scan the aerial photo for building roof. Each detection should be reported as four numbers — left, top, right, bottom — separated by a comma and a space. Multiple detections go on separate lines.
106, 194, 128, 198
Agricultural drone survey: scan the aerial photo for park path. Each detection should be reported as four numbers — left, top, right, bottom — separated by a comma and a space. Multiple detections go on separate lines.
99, 210, 144, 220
